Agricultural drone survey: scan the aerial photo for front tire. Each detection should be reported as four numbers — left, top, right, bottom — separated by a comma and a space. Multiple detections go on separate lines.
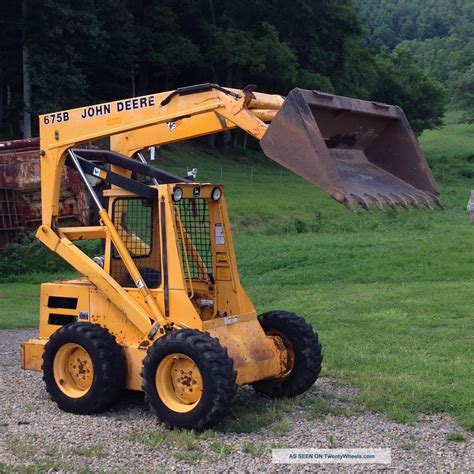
142, 330, 237, 430
42, 323, 127, 414
252, 311, 322, 398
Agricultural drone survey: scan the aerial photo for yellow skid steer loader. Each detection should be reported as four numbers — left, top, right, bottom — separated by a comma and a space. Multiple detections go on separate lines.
21, 84, 440, 429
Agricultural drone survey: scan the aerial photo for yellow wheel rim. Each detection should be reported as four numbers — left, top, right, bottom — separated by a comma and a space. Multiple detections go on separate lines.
269, 332, 295, 379
156, 353, 203, 413
53, 343, 94, 398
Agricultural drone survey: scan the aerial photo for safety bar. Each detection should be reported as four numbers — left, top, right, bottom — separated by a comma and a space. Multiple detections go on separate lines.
72, 148, 191, 184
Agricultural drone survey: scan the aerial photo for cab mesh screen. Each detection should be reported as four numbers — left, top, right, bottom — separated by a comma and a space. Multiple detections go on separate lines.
110, 198, 161, 288
174, 198, 212, 280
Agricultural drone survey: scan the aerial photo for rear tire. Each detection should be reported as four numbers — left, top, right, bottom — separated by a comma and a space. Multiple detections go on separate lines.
142, 330, 237, 430
252, 311, 322, 398
42, 323, 126, 414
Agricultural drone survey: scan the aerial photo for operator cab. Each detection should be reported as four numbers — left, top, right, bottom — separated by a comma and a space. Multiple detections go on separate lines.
102, 182, 233, 322
63, 147, 249, 323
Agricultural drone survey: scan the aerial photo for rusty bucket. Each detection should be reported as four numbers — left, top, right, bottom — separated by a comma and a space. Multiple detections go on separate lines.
260, 88, 441, 210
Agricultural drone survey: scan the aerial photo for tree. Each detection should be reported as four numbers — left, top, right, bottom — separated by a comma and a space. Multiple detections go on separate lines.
0, 0, 23, 138
129, 0, 201, 94
373, 48, 447, 134
356, 0, 474, 98
0, 0, 450, 139
451, 65, 474, 123
355, 0, 469, 48
22, 0, 31, 138
86, 0, 138, 100
26, 0, 102, 116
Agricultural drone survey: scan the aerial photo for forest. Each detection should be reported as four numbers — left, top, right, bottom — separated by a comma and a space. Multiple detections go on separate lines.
0, 0, 468, 139
356, 0, 474, 121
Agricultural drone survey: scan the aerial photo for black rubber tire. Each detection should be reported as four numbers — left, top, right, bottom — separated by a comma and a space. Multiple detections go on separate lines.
252, 311, 322, 398
142, 329, 237, 430
42, 323, 127, 414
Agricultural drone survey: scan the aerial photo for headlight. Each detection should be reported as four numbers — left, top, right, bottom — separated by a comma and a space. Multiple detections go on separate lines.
172, 187, 183, 202
211, 187, 222, 202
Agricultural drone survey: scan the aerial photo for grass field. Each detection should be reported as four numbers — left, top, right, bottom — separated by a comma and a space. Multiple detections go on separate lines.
421, 110, 474, 161
0, 114, 473, 430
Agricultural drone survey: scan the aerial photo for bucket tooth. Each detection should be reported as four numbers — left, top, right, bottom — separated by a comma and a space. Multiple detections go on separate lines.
404, 193, 420, 209
427, 192, 445, 209
355, 195, 371, 211
390, 193, 409, 210
418, 193, 433, 210
381, 194, 398, 210
365, 194, 385, 211
345, 197, 357, 212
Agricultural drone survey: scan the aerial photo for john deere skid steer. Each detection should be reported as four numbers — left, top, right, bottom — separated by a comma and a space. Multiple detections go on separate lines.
21, 84, 440, 429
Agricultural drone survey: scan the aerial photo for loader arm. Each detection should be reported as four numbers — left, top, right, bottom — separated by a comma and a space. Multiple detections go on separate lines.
110, 87, 283, 157
39, 84, 279, 227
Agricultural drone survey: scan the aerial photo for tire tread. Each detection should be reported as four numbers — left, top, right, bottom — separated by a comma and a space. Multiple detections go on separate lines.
42, 323, 126, 414
252, 311, 322, 398
142, 329, 237, 430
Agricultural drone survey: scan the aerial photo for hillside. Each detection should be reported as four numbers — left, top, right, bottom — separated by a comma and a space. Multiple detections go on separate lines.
355, 0, 474, 87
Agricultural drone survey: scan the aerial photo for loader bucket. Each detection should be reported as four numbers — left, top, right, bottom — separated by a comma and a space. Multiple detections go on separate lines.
259, 88, 441, 210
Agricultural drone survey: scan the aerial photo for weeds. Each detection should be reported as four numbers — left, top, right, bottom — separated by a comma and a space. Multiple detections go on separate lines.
447, 432, 466, 442
0, 459, 65, 473
130, 428, 200, 451
299, 393, 352, 420
243, 442, 266, 457
6, 438, 37, 460
209, 440, 232, 460
68, 444, 107, 458
220, 397, 294, 433
173, 451, 202, 465
272, 419, 290, 437
130, 427, 234, 465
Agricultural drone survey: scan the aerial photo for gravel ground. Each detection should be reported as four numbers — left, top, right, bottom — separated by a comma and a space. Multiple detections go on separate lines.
1, 329, 472, 472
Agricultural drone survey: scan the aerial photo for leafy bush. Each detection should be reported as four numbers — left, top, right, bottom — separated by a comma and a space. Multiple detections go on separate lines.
0, 232, 101, 278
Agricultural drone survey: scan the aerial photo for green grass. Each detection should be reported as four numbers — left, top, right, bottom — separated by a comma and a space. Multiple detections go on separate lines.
0, 283, 40, 329
128, 427, 217, 451
242, 442, 266, 457
209, 440, 233, 460
219, 397, 294, 433
447, 432, 466, 442
0, 273, 74, 329
68, 444, 107, 458
1, 114, 473, 429
419, 110, 474, 161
